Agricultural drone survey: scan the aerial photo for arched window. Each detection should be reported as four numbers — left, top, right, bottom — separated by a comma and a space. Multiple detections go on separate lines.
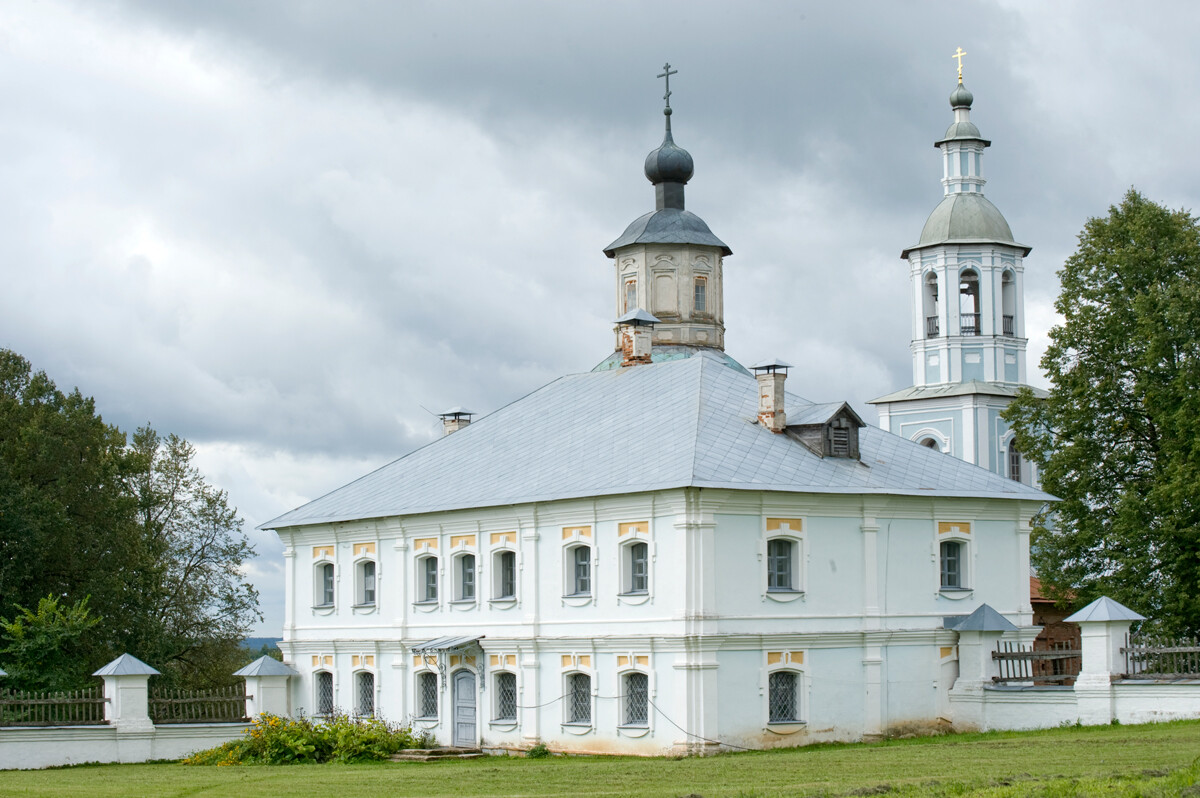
921, 438, 940, 450
493, 671, 517, 721
493, 550, 516, 600
766, 539, 794, 592
315, 562, 335, 608
1001, 271, 1016, 336
416, 671, 438, 719
623, 541, 648, 595
417, 556, 438, 603
454, 553, 476, 602
693, 276, 707, 313
315, 671, 334, 716
940, 540, 963, 588
959, 269, 980, 335
565, 545, 591, 597
923, 272, 940, 337
355, 560, 376, 607
1008, 440, 1022, 482
768, 671, 798, 723
566, 673, 591, 725
622, 671, 648, 727
624, 279, 637, 313
355, 671, 375, 717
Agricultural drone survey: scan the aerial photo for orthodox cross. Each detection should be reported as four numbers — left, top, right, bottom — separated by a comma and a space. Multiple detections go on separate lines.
951, 47, 967, 83
658, 62, 678, 109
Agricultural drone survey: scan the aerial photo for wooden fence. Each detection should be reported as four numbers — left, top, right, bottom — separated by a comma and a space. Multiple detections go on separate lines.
992, 640, 1081, 684
149, 684, 249, 724
0, 687, 107, 726
1122, 635, 1200, 679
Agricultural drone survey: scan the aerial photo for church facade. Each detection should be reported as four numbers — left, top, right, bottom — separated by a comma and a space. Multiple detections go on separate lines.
869, 77, 1045, 485
263, 73, 1049, 754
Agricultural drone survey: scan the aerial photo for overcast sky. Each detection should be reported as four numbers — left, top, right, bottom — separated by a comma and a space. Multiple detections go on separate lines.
3, 1, 1198, 635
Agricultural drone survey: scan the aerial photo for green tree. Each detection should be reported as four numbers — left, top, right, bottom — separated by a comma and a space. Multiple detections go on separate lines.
1004, 189, 1200, 635
0, 596, 100, 692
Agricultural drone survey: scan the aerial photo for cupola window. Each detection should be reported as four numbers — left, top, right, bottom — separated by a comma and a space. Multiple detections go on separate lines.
693, 277, 707, 313
959, 269, 980, 335
624, 279, 637, 314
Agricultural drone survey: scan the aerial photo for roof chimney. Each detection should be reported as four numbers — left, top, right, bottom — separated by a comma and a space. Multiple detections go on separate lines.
751, 360, 791, 433
616, 309, 660, 367
438, 407, 474, 436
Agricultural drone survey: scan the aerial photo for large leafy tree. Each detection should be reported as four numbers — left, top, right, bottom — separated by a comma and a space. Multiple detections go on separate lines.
1005, 190, 1200, 635
0, 350, 259, 687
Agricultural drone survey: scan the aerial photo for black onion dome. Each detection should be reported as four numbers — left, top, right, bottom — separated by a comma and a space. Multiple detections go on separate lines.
949, 82, 974, 109
644, 111, 694, 185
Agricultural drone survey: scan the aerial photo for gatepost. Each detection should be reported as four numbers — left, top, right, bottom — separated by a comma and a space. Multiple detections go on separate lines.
1067, 596, 1145, 725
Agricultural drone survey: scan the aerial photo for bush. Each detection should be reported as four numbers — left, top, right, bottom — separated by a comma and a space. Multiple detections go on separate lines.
525, 743, 551, 759
183, 712, 415, 765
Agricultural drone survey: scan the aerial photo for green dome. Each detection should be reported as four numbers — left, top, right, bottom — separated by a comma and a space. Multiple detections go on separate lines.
902, 193, 1030, 257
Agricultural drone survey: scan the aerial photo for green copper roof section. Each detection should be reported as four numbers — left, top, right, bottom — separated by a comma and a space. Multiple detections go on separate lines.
902, 193, 1030, 258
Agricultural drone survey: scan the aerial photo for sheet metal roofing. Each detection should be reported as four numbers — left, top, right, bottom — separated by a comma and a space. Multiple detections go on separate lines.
603, 208, 732, 257
93, 653, 160, 677
945, 603, 1019, 632
1064, 596, 1146, 623
263, 351, 1051, 530
869, 380, 1049, 405
902, 193, 1031, 258
234, 656, 299, 678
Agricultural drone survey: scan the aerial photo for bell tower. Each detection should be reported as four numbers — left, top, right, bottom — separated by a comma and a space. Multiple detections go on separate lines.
870, 54, 1043, 484
604, 64, 731, 351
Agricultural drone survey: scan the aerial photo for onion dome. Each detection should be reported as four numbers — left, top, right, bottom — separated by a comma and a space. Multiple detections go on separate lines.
949, 83, 974, 109
644, 109, 694, 185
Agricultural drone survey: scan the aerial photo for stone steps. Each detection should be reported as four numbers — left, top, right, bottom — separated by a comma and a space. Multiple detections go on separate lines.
391, 747, 485, 762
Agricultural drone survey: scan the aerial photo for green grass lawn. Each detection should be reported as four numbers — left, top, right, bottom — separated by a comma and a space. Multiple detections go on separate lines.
1, 721, 1198, 797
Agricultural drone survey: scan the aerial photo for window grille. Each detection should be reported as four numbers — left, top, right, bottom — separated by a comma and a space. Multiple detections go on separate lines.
316, 671, 334, 715
418, 671, 438, 718
629, 542, 648, 594
572, 547, 591, 595
940, 540, 962, 588
422, 557, 438, 602
766, 539, 793, 591
356, 671, 374, 717
320, 563, 334, 606
495, 672, 516, 720
460, 554, 475, 600
360, 561, 375, 605
623, 672, 648, 726
694, 277, 707, 312
768, 671, 797, 723
568, 673, 591, 724
497, 551, 516, 599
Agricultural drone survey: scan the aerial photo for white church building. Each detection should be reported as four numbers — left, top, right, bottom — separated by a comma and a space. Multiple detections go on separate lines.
262, 72, 1051, 754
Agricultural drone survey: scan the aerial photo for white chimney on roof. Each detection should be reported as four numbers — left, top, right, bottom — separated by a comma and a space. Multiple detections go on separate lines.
438, 407, 474, 436
751, 360, 792, 433
616, 309, 660, 367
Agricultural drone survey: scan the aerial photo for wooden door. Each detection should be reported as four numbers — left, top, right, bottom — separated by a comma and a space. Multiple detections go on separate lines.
452, 670, 476, 748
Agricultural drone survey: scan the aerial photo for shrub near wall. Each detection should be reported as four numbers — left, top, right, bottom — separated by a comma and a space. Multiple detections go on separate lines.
184, 713, 415, 765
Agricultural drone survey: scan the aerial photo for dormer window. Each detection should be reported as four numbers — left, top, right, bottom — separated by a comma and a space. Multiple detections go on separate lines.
788, 403, 864, 459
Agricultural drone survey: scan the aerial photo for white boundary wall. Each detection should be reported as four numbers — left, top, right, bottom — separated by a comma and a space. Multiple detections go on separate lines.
0, 723, 248, 770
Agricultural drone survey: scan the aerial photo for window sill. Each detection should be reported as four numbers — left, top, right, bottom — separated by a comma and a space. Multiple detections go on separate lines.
561, 594, 593, 608
764, 589, 805, 603
938, 588, 974, 601
311, 604, 336, 616
616, 724, 650, 738
488, 719, 518, 731
412, 600, 440, 612
488, 597, 518, 609
413, 716, 438, 729
617, 591, 651, 606
765, 720, 807, 735
351, 603, 377, 614
449, 599, 477, 610
560, 722, 593, 736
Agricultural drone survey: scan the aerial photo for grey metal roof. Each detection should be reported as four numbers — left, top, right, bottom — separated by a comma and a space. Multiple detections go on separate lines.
787, 401, 864, 428
604, 209, 732, 257
233, 655, 299, 678
750, 359, 794, 371
616, 309, 662, 326
869, 381, 1049, 405
262, 351, 1051, 531
902, 193, 1030, 258
93, 653, 160, 677
592, 345, 750, 374
1064, 596, 1146, 623
945, 603, 1018, 632
412, 635, 484, 652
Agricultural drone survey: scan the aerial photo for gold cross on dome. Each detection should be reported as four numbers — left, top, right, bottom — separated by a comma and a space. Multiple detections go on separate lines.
658, 62, 678, 108
951, 47, 967, 83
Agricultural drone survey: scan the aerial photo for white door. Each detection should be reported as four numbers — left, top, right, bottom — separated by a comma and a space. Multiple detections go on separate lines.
452, 670, 477, 748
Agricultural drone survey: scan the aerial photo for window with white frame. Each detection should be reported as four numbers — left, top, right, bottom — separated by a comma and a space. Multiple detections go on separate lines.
417, 556, 438, 603
566, 673, 591, 724
494, 671, 516, 721
768, 671, 799, 723
355, 560, 376, 606
622, 671, 648, 727
315, 670, 334, 715
455, 553, 476, 601
493, 550, 516, 600
355, 671, 374, 717
315, 562, 335, 607
416, 671, 438, 719
565, 545, 591, 597
693, 276, 707, 312
766, 538, 796, 591
623, 541, 649, 595
940, 540, 964, 589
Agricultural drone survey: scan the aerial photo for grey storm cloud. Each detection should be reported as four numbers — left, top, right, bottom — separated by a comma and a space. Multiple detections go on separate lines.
4, 0, 1200, 633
